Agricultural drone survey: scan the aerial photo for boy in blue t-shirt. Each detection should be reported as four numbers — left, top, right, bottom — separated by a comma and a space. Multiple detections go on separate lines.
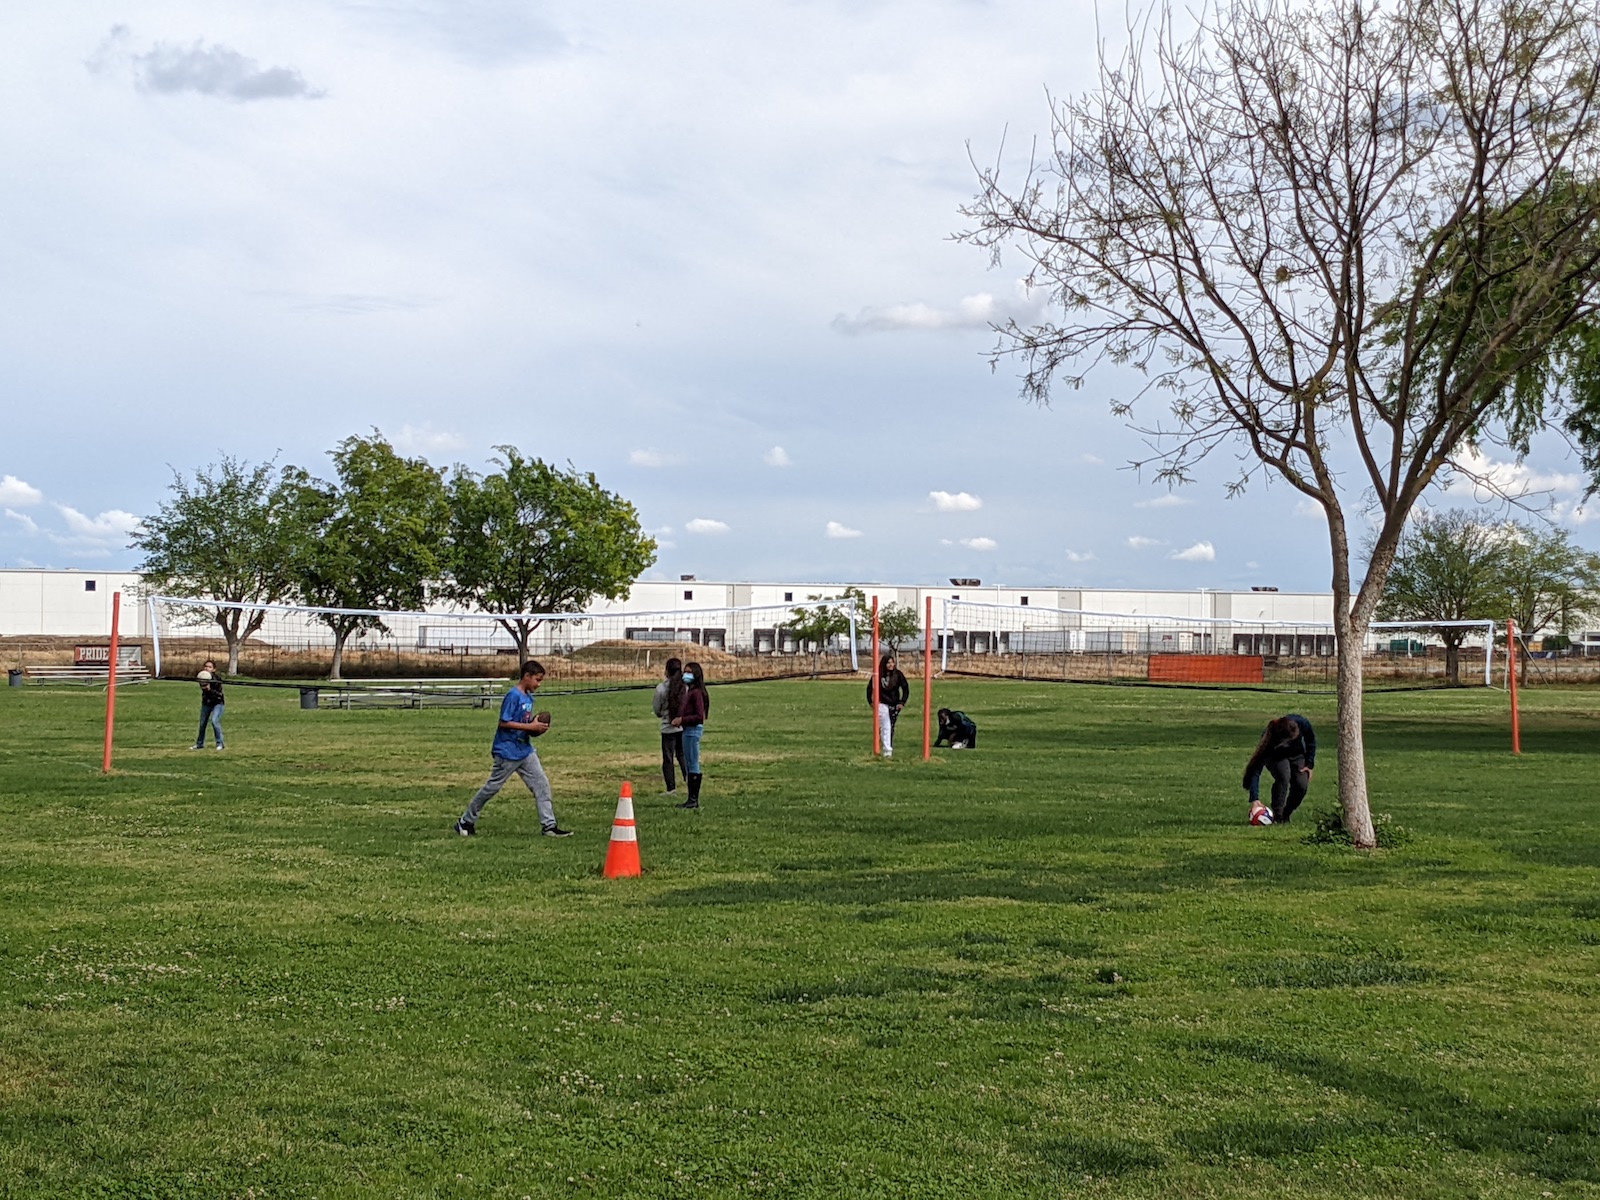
455, 660, 572, 838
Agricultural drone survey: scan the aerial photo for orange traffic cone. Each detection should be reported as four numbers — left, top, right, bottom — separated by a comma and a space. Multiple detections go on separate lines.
602, 781, 642, 878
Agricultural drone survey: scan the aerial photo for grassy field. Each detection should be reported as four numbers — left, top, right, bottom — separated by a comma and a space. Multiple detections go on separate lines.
1, 677, 1597, 1198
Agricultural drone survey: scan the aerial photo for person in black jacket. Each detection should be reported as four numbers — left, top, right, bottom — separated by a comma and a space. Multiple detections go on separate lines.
193, 659, 225, 751
867, 653, 910, 758
1242, 713, 1316, 823
934, 708, 978, 749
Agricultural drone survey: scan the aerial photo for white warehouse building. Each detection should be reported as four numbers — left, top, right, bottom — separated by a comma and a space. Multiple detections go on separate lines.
0, 568, 1332, 642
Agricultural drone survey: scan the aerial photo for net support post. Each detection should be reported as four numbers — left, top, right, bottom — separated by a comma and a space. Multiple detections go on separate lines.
1507, 619, 1521, 755
846, 597, 859, 672
148, 594, 163, 678
922, 595, 933, 761
940, 600, 950, 672
103, 590, 122, 775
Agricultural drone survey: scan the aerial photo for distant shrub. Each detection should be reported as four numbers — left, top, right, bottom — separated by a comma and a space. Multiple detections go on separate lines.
1303, 808, 1412, 849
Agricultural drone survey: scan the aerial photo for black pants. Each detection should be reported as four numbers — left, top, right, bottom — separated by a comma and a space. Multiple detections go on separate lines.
1268, 756, 1310, 823
661, 731, 687, 792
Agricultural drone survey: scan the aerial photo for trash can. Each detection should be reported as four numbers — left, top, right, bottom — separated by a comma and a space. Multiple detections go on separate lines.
7, 669, 22, 687
299, 687, 320, 710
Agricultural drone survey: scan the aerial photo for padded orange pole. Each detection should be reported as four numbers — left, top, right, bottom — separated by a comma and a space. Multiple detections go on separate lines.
102, 590, 121, 774
922, 595, 933, 761
1507, 619, 1521, 755
870, 597, 881, 756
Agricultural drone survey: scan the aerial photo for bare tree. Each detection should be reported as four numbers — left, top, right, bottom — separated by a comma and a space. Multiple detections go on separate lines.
962, 0, 1600, 846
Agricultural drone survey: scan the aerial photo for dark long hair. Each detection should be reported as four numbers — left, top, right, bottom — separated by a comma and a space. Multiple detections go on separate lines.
1244, 716, 1301, 780
665, 658, 686, 718
879, 652, 897, 676
684, 661, 709, 713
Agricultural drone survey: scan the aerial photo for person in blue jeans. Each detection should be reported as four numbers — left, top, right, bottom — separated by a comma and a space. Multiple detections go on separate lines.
455, 660, 571, 838
669, 660, 710, 809
192, 660, 225, 750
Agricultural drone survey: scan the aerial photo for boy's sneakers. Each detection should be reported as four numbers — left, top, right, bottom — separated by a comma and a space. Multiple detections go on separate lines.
455, 820, 476, 837
191, 744, 204, 750
542, 826, 573, 838
676, 799, 699, 810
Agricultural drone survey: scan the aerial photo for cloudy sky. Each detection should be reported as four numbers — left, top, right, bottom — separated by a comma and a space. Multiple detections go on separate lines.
3, 0, 1596, 590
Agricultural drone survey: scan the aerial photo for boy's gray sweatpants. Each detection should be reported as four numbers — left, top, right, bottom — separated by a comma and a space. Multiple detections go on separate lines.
462, 752, 556, 829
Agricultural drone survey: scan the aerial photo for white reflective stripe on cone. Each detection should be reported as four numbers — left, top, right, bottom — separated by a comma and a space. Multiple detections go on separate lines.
614, 797, 635, 820
609, 826, 638, 842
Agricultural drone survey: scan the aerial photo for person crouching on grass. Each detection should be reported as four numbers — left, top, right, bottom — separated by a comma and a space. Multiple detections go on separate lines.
455, 659, 572, 838
669, 660, 709, 809
652, 657, 687, 796
867, 653, 909, 758
1242, 713, 1317, 824
193, 660, 225, 750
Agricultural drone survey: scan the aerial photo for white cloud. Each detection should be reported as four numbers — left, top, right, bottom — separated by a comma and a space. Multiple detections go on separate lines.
1079, 454, 1105, 466
56, 505, 142, 540
832, 280, 1044, 335
763, 446, 792, 468
4, 508, 38, 534
1134, 494, 1190, 509
825, 520, 862, 539
1064, 549, 1095, 563
1126, 535, 1163, 549
0, 475, 43, 507
393, 423, 466, 457
685, 518, 729, 535
1294, 499, 1326, 520
1171, 541, 1216, 562
629, 448, 672, 468
960, 536, 997, 551
1450, 448, 1584, 502
90, 27, 325, 102
930, 490, 983, 512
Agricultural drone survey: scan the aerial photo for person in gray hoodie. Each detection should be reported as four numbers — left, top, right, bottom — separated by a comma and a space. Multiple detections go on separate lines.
652, 657, 687, 796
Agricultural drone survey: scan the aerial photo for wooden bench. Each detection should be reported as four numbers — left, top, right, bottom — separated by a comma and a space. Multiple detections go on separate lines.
21, 665, 152, 685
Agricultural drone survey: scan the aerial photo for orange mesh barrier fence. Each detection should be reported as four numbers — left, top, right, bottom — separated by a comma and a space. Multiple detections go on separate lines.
1148, 654, 1264, 684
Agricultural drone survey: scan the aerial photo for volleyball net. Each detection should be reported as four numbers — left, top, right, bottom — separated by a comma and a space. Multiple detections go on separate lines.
147, 596, 860, 695
938, 601, 1502, 691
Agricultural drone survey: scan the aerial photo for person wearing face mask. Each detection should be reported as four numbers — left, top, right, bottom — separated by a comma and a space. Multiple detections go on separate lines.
668, 660, 711, 810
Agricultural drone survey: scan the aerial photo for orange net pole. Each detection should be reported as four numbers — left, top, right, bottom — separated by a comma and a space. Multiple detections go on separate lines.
922, 595, 932, 761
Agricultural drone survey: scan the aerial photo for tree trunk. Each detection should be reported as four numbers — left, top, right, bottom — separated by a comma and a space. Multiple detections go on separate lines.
1325, 502, 1379, 851
225, 633, 242, 676
1444, 638, 1461, 686
1333, 603, 1379, 849
330, 627, 351, 681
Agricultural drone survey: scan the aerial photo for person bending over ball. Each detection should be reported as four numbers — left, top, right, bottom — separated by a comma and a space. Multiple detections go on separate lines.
1242, 713, 1316, 824
652, 657, 687, 796
669, 660, 710, 809
455, 660, 571, 838
868, 653, 910, 758
934, 708, 978, 750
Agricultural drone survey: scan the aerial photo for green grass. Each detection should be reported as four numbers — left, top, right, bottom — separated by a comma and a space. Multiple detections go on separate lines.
2, 678, 1598, 1198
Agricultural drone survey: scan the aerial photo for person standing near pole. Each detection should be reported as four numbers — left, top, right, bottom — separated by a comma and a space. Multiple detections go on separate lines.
455, 660, 572, 838
652, 657, 687, 797
192, 659, 225, 751
867, 653, 910, 759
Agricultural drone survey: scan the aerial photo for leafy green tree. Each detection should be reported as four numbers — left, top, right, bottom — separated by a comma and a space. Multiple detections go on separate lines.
877, 602, 923, 657
1376, 511, 1509, 685
285, 433, 449, 680
1493, 524, 1600, 684
960, 0, 1600, 846
132, 456, 303, 674
441, 447, 656, 663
